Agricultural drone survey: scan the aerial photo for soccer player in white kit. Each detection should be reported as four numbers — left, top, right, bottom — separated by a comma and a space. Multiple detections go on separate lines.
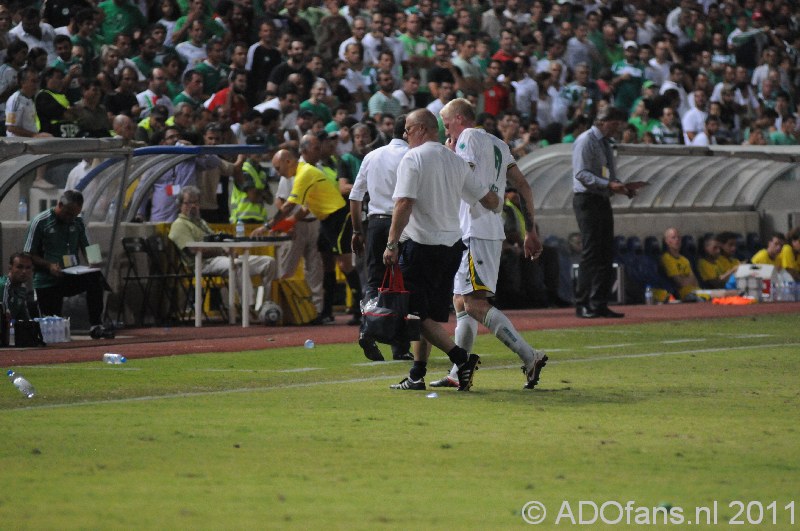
432, 98, 549, 389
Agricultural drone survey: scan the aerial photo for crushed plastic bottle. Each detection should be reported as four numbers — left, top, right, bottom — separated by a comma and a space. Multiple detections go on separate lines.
304, 339, 315, 349
7, 370, 35, 398
103, 353, 127, 364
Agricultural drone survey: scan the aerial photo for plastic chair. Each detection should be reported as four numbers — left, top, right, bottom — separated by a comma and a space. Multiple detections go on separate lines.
644, 236, 661, 256
627, 236, 643, 254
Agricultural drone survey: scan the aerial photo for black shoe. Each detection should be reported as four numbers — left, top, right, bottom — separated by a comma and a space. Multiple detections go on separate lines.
456, 354, 480, 391
576, 306, 599, 319
522, 351, 548, 390
389, 377, 426, 390
392, 352, 414, 361
90, 325, 115, 340
429, 375, 459, 388
596, 306, 625, 318
359, 336, 384, 361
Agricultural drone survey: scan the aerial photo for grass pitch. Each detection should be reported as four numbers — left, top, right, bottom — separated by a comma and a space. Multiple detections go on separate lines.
1, 315, 798, 529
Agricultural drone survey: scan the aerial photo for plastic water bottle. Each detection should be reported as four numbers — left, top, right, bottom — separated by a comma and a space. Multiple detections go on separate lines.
304, 339, 315, 349
106, 200, 117, 223
18, 197, 27, 221
9, 320, 15, 346
103, 353, 127, 364
645, 285, 654, 305
236, 219, 245, 239
7, 370, 35, 398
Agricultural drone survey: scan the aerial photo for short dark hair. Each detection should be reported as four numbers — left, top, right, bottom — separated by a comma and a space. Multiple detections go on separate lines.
9, 252, 33, 266
60, 190, 84, 208
596, 107, 628, 123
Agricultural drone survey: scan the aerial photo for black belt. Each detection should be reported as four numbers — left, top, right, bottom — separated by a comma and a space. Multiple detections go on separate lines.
369, 214, 392, 219
299, 218, 316, 223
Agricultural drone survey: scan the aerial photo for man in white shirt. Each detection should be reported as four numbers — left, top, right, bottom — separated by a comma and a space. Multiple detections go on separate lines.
691, 115, 719, 146
175, 20, 208, 72
136, 67, 174, 118
349, 118, 412, 362
430, 98, 548, 391
424, 80, 453, 117
5, 67, 42, 137
8, 8, 57, 64
681, 89, 708, 144
384, 109, 500, 392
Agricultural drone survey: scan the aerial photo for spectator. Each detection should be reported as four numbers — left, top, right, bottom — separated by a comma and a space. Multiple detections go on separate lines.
157, 0, 181, 46
392, 70, 420, 113
1, 42, 31, 132
73, 79, 111, 137
661, 227, 700, 300
231, 109, 264, 144
173, 70, 204, 109
96, 45, 122, 95
691, 115, 720, 146
682, 88, 708, 144
768, 114, 797, 145
138, 67, 175, 118
301, 79, 333, 124
69, 9, 98, 77
246, 20, 283, 106
175, 19, 208, 72
51, 34, 83, 102
610, 41, 645, 115
98, 0, 147, 46
131, 36, 161, 81
162, 54, 184, 100
5, 67, 47, 138
111, 114, 136, 141
651, 106, 682, 144
104, 65, 141, 118
267, 39, 314, 100
194, 37, 228, 98
24, 190, 115, 339
8, 7, 56, 64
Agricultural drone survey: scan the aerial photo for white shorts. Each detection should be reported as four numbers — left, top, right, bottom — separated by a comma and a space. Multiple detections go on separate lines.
453, 238, 501, 296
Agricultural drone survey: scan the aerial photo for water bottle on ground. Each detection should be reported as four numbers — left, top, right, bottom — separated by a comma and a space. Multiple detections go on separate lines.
236, 219, 245, 238
18, 197, 27, 221
645, 285, 654, 305
7, 370, 35, 398
103, 353, 127, 364
304, 339, 315, 349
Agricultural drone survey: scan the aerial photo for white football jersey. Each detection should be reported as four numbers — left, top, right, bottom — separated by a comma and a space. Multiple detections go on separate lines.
455, 127, 515, 240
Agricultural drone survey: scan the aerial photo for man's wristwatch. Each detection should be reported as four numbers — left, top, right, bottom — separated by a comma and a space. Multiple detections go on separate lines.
385, 241, 398, 251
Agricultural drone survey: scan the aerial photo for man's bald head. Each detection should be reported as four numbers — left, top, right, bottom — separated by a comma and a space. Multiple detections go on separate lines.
272, 148, 299, 177
112, 114, 135, 140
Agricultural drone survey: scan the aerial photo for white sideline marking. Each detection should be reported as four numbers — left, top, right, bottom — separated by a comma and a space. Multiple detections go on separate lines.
586, 343, 635, 349
10, 342, 798, 411
661, 339, 706, 344
277, 367, 322, 373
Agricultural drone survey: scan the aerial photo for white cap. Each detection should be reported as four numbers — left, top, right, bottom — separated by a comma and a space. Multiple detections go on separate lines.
623, 40, 639, 50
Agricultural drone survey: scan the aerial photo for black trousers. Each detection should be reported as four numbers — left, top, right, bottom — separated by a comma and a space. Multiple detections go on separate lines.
363, 215, 410, 355
36, 271, 106, 326
573, 193, 615, 310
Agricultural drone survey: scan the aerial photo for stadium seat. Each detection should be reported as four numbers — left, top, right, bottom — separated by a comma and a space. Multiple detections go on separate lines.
627, 236, 643, 254
644, 236, 661, 256
746, 232, 761, 256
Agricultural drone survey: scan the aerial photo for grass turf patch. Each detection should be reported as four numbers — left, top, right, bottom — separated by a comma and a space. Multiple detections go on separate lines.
1, 315, 798, 528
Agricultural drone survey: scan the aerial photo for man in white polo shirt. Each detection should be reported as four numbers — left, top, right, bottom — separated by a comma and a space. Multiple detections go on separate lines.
383, 109, 499, 391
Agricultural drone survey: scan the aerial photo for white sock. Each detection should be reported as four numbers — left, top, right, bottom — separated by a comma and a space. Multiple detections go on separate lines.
449, 311, 478, 380
454, 311, 478, 352
483, 306, 535, 366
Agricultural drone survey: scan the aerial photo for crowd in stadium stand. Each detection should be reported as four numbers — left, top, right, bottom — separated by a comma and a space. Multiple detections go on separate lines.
2, 0, 798, 153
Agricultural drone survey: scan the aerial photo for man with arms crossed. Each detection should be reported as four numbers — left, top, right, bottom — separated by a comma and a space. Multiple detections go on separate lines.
384, 109, 499, 391
429, 98, 549, 390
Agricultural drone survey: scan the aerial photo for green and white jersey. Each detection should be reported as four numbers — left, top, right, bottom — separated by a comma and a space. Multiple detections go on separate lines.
455, 127, 515, 241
